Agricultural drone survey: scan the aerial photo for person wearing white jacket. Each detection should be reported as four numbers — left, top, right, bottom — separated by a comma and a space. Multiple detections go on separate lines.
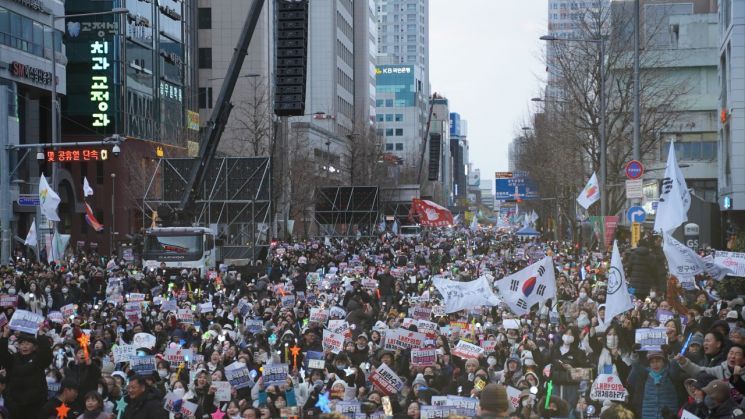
21, 282, 46, 315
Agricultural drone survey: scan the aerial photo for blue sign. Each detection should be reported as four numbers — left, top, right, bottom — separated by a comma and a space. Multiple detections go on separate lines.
494, 176, 539, 201
17, 196, 40, 206
626, 206, 646, 223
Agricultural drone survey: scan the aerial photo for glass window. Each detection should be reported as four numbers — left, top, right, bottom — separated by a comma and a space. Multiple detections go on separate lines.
198, 47, 212, 68
385, 114, 393, 122
395, 128, 403, 136
32, 21, 42, 55
395, 114, 403, 121
385, 128, 393, 136
395, 143, 404, 150
198, 87, 212, 109
376, 99, 384, 107
385, 99, 393, 107
0, 8, 9, 45
385, 143, 393, 151
198, 8, 212, 29
376, 114, 384, 122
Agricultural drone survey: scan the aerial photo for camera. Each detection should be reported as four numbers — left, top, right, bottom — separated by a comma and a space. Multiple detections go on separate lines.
112, 144, 121, 157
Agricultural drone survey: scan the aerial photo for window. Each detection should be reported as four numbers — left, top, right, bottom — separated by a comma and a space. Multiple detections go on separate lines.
198, 87, 213, 109
395, 128, 403, 136
385, 143, 394, 151
395, 143, 404, 151
376, 114, 384, 122
385, 128, 394, 136
385, 99, 393, 107
198, 8, 212, 29
660, 139, 717, 161
376, 99, 385, 107
377, 128, 384, 137
198, 48, 212, 68
395, 114, 404, 122
385, 114, 393, 122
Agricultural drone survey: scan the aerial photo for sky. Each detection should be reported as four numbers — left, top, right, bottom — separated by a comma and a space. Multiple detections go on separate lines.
429, 0, 548, 183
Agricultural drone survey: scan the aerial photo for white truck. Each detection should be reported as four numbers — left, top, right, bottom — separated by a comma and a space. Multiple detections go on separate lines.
142, 227, 219, 277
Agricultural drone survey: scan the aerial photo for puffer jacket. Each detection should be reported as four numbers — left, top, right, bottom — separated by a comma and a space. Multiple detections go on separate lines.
628, 361, 683, 419
121, 388, 168, 419
0, 334, 53, 416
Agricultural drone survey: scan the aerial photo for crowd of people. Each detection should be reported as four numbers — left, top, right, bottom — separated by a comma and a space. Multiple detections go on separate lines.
0, 225, 743, 419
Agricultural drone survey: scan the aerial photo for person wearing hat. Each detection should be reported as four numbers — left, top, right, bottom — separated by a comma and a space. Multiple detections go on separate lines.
685, 332, 706, 365
679, 373, 715, 419
38, 378, 80, 419
701, 379, 744, 419
350, 332, 370, 366
628, 350, 684, 419
0, 325, 52, 418
477, 383, 511, 419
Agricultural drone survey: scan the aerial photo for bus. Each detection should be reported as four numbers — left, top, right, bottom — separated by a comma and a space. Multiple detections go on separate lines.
142, 227, 219, 277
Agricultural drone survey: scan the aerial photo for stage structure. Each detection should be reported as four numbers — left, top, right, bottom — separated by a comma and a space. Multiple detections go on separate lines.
313, 186, 379, 237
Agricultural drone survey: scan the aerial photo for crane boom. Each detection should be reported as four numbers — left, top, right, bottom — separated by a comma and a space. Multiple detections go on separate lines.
178, 0, 267, 213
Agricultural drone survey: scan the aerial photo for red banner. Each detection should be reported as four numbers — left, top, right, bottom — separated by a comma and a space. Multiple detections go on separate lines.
411, 199, 453, 227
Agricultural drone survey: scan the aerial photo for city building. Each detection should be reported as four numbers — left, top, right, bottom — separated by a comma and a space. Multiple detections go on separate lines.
1, 0, 66, 256
449, 112, 468, 205
479, 179, 495, 211
59, 0, 199, 255
423, 95, 452, 206
718, 0, 745, 234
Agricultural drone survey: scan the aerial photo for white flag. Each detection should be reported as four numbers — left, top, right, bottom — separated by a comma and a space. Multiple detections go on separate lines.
24, 220, 37, 247
83, 177, 94, 197
576, 172, 600, 210
47, 229, 70, 263
392, 220, 399, 235
605, 240, 634, 323
38, 174, 61, 221
470, 214, 478, 231
530, 210, 539, 224
432, 275, 500, 314
654, 142, 690, 233
662, 234, 704, 281
495, 256, 556, 315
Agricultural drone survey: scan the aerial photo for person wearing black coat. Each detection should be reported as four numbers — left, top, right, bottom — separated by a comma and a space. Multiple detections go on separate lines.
0, 326, 53, 419
63, 347, 102, 412
627, 241, 658, 297
121, 377, 168, 419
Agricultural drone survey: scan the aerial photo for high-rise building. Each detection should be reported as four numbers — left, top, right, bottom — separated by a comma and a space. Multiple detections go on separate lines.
0, 0, 66, 255
59, 0, 199, 254
450, 112, 468, 204
718, 0, 745, 233
374, 0, 429, 92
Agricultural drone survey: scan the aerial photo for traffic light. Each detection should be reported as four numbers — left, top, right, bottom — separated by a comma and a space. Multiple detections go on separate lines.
274, 0, 308, 116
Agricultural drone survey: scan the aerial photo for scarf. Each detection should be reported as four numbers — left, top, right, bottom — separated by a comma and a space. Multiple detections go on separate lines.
83, 409, 103, 419
648, 368, 665, 384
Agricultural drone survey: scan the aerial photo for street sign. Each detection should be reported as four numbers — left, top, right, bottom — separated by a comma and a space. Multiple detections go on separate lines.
625, 160, 644, 180
626, 206, 646, 223
17, 195, 40, 206
625, 179, 643, 199
631, 223, 641, 248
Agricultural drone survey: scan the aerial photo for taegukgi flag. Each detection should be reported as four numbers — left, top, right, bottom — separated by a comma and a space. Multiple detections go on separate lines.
495, 256, 556, 315
654, 141, 690, 233
576, 172, 600, 210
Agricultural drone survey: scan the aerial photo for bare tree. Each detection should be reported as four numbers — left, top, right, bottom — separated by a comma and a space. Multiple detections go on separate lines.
344, 126, 385, 186
521, 3, 691, 216
223, 77, 275, 157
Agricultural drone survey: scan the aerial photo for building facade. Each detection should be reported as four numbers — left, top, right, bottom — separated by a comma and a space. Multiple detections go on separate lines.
59, 0, 199, 255
449, 112, 468, 205
718, 0, 745, 233
1, 0, 66, 257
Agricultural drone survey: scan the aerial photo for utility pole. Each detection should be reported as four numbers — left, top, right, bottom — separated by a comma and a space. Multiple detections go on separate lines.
599, 38, 607, 218
633, 0, 641, 162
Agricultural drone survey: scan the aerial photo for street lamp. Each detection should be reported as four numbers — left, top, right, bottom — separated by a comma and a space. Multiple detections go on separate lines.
540, 34, 607, 217
49, 8, 129, 187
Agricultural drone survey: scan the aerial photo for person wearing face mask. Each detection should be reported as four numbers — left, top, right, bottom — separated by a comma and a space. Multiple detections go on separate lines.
349, 333, 370, 366
679, 375, 712, 419
548, 327, 589, 409
699, 379, 741, 419
591, 326, 631, 381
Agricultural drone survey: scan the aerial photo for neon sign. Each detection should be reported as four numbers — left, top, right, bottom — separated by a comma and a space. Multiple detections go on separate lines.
45, 148, 109, 162
90, 40, 111, 127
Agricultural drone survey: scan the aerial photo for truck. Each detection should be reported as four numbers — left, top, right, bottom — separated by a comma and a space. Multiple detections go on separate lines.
142, 227, 219, 277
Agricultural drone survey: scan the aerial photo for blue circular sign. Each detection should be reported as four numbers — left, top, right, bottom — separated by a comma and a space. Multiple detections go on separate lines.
625, 160, 644, 180
626, 206, 646, 223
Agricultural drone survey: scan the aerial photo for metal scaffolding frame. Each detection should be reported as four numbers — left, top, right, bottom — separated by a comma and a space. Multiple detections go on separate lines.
313, 186, 379, 237
144, 157, 271, 259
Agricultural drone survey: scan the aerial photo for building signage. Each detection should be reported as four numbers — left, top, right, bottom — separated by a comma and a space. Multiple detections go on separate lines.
375, 66, 412, 75
160, 81, 183, 102
11, 0, 45, 13
10, 61, 53, 86
89, 40, 111, 127
186, 110, 199, 131
45, 148, 109, 162
66, 21, 119, 38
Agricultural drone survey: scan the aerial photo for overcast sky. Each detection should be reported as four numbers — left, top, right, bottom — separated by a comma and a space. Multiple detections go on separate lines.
429, 0, 548, 183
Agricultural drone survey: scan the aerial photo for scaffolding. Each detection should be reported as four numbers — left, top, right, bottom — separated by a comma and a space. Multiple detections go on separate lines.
144, 157, 271, 260
313, 186, 379, 237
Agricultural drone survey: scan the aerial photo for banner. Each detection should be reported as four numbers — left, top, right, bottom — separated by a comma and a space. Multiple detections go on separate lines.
590, 374, 629, 402
451, 340, 484, 359
369, 363, 404, 396
577, 172, 600, 210
495, 256, 556, 315
411, 198, 454, 227
322, 329, 344, 354
9, 309, 44, 335
382, 328, 426, 351
635, 328, 668, 351
411, 348, 437, 367
432, 275, 500, 314
604, 241, 634, 323
714, 251, 745, 277
654, 141, 691, 233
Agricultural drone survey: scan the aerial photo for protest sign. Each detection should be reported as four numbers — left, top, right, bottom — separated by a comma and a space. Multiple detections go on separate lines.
411, 348, 437, 367
212, 381, 231, 402
681, 410, 701, 419
131, 355, 156, 376
61, 303, 76, 319
369, 363, 404, 396
383, 328, 426, 351
133, 333, 157, 350
451, 340, 484, 359
281, 295, 295, 308
163, 393, 181, 413
327, 320, 352, 340
245, 319, 264, 334
128, 293, 146, 302
323, 329, 345, 354
506, 386, 522, 411
329, 306, 346, 319
446, 396, 478, 417
432, 305, 446, 317
635, 328, 668, 351
417, 320, 439, 338
9, 309, 44, 335
309, 308, 329, 324
176, 309, 193, 324
334, 401, 361, 414
421, 406, 458, 419
113, 344, 136, 363
161, 300, 178, 313
483, 340, 497, 353
225, 361, 253, 390
179, 400, 198, 417
164, 347, 193, 364
305, 351, 325, 370
47, 311, 63, 324
263, 364, 289, 387
198, 302, 213, 313
410, 306, 432, 321
590, 374, 629, 402
0, 295, 18, 308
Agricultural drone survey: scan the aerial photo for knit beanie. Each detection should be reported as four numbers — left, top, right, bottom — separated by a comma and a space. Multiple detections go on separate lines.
480, 383, 509, 413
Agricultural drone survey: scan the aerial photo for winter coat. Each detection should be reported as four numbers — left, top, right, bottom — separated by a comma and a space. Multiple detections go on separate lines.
121, 388, 168, 419
628, 361, 683, 419
64, 361, 102, 411
0, 335, 53, 416
628, 246, 657, 296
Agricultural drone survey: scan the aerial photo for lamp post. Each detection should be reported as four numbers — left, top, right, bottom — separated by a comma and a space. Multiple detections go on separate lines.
110, 173, 116, 256
540, 34, 607, 217
48, 8, 128, 189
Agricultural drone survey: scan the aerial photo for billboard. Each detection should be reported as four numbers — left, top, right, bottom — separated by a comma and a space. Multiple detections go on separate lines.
494, 172, 539, 201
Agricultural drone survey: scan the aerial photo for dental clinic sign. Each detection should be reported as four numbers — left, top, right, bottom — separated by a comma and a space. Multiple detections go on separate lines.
89, 40, 111, 128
